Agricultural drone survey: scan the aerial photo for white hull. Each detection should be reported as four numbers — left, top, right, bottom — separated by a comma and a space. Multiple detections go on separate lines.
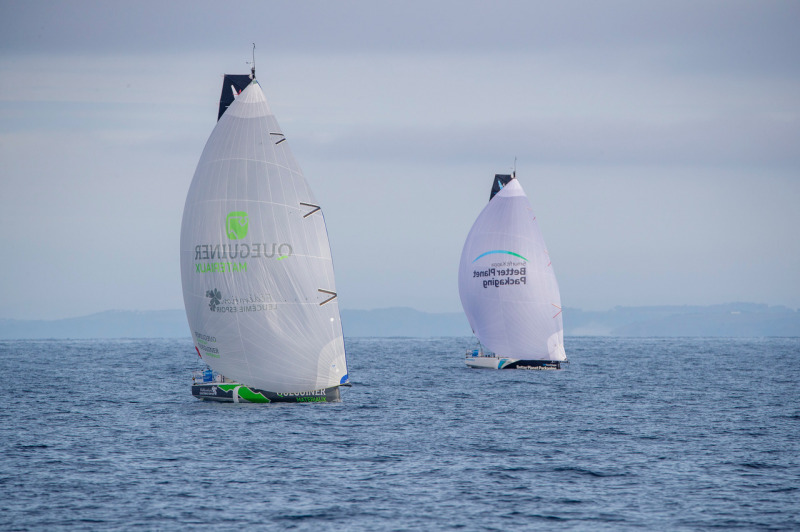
465, 356, 513, 369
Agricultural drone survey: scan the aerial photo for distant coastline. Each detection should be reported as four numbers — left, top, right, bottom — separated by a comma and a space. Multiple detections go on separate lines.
0, 303, 798, 339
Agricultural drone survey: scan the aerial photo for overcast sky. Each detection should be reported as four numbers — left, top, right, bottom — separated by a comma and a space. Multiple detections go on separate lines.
1, 0, 798, 320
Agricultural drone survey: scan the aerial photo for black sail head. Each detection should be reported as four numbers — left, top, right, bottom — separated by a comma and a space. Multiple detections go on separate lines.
490, 174, 514, 201
217, 74, 254, 120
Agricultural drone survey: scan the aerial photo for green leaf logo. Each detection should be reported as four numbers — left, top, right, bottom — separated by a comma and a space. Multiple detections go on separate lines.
226, 211, 248, 240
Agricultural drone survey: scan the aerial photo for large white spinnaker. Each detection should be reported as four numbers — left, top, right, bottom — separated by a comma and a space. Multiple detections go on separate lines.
458, 178, 566, 361
181, 80, 348, 394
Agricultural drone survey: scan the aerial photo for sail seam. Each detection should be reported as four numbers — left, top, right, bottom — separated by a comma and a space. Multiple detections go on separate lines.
194, 157, 299, 174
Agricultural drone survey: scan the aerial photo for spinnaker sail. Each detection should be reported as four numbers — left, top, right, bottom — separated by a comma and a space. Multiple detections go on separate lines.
458, 174, 566, 367
181, 70, 348, 400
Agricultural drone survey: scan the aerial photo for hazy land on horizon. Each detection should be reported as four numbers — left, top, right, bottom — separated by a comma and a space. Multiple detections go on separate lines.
1, 303, 797, 340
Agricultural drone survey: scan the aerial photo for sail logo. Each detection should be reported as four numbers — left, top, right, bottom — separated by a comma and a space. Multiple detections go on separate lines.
205, 288, 278, 313
193, 213, 293, 274
473, 264, 527, 289
206, 288, 222, 311
226, 211, 249, 240
193, 242, 293, 274
472, 250, 528, 263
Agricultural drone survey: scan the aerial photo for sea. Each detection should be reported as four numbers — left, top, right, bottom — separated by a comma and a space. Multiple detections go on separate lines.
1, 337, 798, 531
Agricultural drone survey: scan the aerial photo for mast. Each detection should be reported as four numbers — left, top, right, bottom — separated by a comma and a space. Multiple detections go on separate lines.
247, 42, 256, 79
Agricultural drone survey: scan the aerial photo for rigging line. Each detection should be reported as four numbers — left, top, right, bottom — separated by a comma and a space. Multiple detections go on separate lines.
299, 202, 321, 218
318, 289, 337, 306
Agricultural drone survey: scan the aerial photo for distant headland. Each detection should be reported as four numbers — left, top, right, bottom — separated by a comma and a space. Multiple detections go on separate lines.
0, 303, 798, 339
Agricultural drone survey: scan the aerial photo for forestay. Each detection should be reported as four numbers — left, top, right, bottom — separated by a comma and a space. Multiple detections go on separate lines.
458, 179, 566, 360
180, 80, 348, 393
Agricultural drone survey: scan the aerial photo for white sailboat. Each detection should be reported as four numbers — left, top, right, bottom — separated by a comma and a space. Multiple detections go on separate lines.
458, 173, 567, 370
181, 62, 349, 402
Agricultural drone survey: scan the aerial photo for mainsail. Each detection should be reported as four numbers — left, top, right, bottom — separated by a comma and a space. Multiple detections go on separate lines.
458, 176, 566, 361
181, 77, 348, 394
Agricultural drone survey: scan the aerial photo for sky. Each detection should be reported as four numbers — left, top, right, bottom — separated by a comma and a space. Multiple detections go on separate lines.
0, 0, 798, 320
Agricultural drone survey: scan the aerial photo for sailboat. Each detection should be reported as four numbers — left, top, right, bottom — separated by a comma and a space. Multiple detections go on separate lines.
458, 172, 567, 370
180, 61, 349, 402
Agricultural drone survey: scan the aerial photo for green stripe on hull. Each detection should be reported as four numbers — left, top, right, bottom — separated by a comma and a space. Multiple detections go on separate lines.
218, 384, 271, 403
191, 383, 341, 403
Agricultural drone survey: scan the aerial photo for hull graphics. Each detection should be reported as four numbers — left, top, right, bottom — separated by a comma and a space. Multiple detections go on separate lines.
465, 356, 562, 370
192, 383, 341, 403
503, 359, 562, 370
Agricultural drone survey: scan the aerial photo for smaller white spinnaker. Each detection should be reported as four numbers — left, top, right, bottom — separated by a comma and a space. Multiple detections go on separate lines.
458, 173, 566, 369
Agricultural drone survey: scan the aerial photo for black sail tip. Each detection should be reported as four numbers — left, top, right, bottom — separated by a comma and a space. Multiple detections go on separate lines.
490, 174, 513, 201
217, 45, 258, 120
216, 74, 255, 121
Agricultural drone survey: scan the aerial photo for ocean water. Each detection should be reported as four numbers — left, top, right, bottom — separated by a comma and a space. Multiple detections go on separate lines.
1, 337, 798, 530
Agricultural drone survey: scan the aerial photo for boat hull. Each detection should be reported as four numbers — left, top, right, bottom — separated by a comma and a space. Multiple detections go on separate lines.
191, 383, 341, 403
465, 356, 562, 370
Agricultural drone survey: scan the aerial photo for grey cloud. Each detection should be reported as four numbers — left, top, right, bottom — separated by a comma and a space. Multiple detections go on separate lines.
2, 0, 798, 79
